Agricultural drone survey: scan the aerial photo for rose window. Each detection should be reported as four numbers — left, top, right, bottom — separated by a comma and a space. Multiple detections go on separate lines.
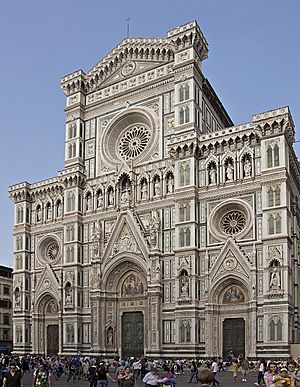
46, 242, 60, 261
118, 125, 151, 160
221, 210, 246, 235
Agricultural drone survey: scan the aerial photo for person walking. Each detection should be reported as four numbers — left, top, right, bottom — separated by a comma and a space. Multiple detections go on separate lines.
98, 363, 115, 387
2, 363, 23, 387
230, 360, 238, 383
211, 359, 220, 386
255, 358, 266, 387
241, 358, 249, 382
188, 360, 198, 383
32, 363, 52, 387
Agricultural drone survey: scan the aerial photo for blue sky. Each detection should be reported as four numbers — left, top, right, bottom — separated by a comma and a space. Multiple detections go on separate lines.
0, 0, 299, 267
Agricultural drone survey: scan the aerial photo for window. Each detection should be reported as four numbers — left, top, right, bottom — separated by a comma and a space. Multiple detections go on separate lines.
179, 227, 191, 247
179, 162, 190, 187
268, 188, 274, 207
68, 123, 77, 139
179, 84, 189, 102
179, 202, 191, 222
268, 213, 281, 235
275, 187, 281, 206
179, 106, 190, 124
269, 318, 283, 341
267, 144, 280, 168
179, 320, 191, 343
268, 187, 281, 207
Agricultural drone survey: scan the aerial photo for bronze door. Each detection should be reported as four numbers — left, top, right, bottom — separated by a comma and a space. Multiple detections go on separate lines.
222, 318, 245, 359
122, 312, 144, 358
47, 325, 59, 356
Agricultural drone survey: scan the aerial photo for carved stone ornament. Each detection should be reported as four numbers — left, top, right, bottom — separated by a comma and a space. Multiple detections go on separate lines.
121, 61, 136, 77
223, 255, 237, 271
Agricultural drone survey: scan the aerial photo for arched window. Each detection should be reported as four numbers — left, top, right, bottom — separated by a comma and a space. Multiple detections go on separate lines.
26, 207, 30, 223
267, 147, 273, 168
275, 187, 281, 206
68, 144, 72, 159
269, 318, 283, 341
179, 321, 191, 343
184, 84, 189, 100
179, 108, 184, 125
36, 205, 42, 222
274, 144, 279, 166
268, 188, 274, 207
179, 229, 185, 247
179, 86, 184, 102
185, 106, 190, 123
275, 214, 281, 233
185, 164, 190, 185
186, 228, 191, 246
268, 215, 275, 235
179, 165, 185, 186
179, 204, 185, 222
79, 143, 83, 158
72, 143, 76, 158
46, 202, 52, 220
56, 200, 62, 217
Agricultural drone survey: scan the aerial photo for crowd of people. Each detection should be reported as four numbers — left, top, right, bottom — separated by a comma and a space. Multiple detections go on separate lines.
0, 353, 300, 387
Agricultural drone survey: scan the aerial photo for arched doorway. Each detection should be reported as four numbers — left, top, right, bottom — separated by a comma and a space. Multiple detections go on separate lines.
103, 260, 148, 357
36, 296, 59, 356
220, 284, 246, 358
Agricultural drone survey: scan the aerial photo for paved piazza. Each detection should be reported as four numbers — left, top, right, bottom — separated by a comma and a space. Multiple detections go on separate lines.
22, 368, 258, 387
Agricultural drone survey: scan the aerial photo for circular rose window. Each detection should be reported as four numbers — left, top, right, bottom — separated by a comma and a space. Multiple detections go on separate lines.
46, 242, 60, 261
118, 125, 151, 160
221, 210, 246, 235
101, 107, 157, 167
208, 199, 252, 241
38, 235, 61, 264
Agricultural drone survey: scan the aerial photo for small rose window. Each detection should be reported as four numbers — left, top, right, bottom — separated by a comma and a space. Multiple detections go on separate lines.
221, 210, 246, 235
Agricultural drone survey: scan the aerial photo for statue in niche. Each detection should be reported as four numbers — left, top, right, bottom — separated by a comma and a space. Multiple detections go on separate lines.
141, 181, 148, 199
47, 205, 52, 220
209, 165, 216, 184
154, 180, 160, 197
149, 210, 160, 248
226, 162, 234, 181
97, 191, 103, 208
108, 190, 114, 206
244, 158, 252, 177
86, 195, 92, 210
15, 291, 21, 308
167, 176, 174, 193
92, 220, 101, 257
121, 183, 131, 203
107, 328, 114, 347
180, 277, 189, 297
65, 288, 73, 306
270, 267, 281, 289
223, 286, 244, 304
36, 207, 41, 222
57, 202, 62, 217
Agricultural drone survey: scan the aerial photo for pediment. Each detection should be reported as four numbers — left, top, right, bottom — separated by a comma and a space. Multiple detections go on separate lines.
35, 264, 60, 299
210, 238, 252, 283
102, 211, 149, 267
86, 37, 174, 89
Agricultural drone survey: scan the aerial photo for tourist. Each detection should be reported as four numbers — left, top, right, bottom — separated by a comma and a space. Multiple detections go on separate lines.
188, 360, 198, 383
32, 363, 52, 387
117, 366, 134, 387
264, 362, 278, 387
211, 358, 220, 386
98, 363, 115, 387
230, 360, 238, 383
273, 368, 291, 386
255, 358, 266, 386
142, 366, 168, 387
241, 357, 249, 382
2, 363, 23, 387
287, 361, 300, 387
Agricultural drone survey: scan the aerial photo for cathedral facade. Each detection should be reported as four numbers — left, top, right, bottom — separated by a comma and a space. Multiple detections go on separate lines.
9, 21, 300, 359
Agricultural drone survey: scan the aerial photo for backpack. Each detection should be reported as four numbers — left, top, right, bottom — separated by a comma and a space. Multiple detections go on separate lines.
34, 369, 49, 387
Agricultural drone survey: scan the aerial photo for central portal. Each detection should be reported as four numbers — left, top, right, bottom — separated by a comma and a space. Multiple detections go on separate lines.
122, 311, 144, 358
47, 324, 59, 356
222, 318, 245, 358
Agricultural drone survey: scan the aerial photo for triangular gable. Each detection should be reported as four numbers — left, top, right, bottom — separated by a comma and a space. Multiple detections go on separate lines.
87, 37, 173, 89
209, 238, 252, 284
35, 264, 60, 300
102, 211, 149, 267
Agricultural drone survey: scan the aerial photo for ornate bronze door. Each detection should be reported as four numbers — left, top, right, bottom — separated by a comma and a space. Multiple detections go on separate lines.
122, 312, 144, 358
223, 318, 245, 358
47, 325, 59, 356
